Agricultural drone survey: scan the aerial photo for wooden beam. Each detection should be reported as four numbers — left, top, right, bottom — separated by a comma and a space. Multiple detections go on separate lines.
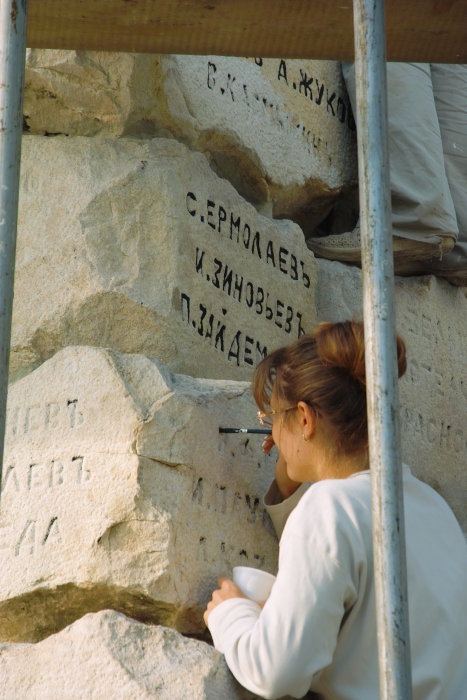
27, 0, 467, 62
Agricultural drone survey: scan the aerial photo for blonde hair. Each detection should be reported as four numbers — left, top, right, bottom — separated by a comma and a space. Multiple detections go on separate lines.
252, 320, 406, 454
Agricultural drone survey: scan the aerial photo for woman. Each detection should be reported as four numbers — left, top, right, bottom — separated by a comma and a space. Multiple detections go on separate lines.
204, 321, 467, 699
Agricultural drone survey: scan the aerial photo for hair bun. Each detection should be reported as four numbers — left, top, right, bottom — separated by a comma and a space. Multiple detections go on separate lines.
315, 321, 407, 383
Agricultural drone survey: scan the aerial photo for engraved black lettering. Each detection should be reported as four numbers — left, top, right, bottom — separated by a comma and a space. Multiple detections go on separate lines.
206, 199, 216, 229
251, 231, 262, 259
244, 336, 254, 366
197, 536, 208, 562
16, 520, 36, 556
28, 463, 44, 491
204, 313, 214, 341
222, 264, 233, 296
195, 247, 205, 274
255, 287, 264, 315
275, 300, 284, 328
245, 494, 260, 522
277, 59, 288, 84
228, 331, 242, 366
337, 97, 346, 123
301, 261, 311, 289
74, 456, 90, 484
10, 407, 19, 436
226, 73, 236, 101
181, 292, 191, 323
439, 422, 451, 449
266, 240, 276, 267
255, 58, 263, 67
2, 464, 19, 494
218, 205, 227, 232
192, 477, 204, 504
296, 312, 305, 337
284, 306, 293, 333
290, 253, 298, 280
233, 273, 243, 302
45, 402, 60, 429
278, 246, 289, 274
214, 484, 227, 514
0, 525, 10, 552
245, 282, 254, 308
24, 405, 40, 433
243, 223, 251, 248
66, 399, 83, 429
212, 258, 222, 288
215, 321, 226, 352
265, 292, 273, 320
299, 69, 313, 99
198, 303, 207, 336
315, 79, 325, 106
186, 191, 197, 216
43, 517, 61, 546
326, 90, 336, 116
49, 459, 64, 488
207, 61, 217, 89
230, 213, 241, 243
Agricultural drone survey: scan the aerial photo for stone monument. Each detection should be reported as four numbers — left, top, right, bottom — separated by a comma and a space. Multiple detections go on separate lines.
0, 49, 464, 699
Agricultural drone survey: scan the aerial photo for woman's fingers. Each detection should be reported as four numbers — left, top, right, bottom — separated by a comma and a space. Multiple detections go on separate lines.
204, 578, 246, 624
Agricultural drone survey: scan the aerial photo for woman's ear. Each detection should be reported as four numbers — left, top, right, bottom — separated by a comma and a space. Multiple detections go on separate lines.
297, 401, 317, 441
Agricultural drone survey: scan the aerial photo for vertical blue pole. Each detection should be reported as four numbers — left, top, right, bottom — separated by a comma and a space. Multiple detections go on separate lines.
352, 0, 413, 697
0, 0, 29, 503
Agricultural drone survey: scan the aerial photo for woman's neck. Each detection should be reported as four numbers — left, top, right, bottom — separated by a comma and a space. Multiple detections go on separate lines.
315, 444, 369, 481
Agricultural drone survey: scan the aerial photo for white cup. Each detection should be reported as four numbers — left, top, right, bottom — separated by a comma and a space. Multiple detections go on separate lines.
232, 566, 276, 603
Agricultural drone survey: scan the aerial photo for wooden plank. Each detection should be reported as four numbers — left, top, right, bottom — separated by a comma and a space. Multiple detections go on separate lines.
27, 0, 467, 62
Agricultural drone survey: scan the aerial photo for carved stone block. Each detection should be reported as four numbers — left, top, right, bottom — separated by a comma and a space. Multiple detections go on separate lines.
13, 136, 317, 382
0, 610, 256, 699
316, 259, 467, 533
24, 51, 357, 229
0, 347, 278, 642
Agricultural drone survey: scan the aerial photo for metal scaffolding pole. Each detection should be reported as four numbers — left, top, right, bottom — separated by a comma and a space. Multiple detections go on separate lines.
353, 0, 413, 697
0, 0, 28, 503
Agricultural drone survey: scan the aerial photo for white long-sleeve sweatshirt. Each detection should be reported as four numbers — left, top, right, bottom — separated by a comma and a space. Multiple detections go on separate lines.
207, 466, 467, 699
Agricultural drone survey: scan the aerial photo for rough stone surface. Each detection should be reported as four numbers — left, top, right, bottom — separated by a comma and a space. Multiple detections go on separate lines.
0, 347, 278, 642
316, 259, 467, 533
24, 51, 357, 231
13, 135, 317, 383
0, 610, 257, 700
24, 50, 163, 138
159, 56, 357, 231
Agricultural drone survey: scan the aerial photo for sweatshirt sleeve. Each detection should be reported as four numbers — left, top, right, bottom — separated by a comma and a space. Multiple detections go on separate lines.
263, 481, 310, 538
207, 487, 358, 699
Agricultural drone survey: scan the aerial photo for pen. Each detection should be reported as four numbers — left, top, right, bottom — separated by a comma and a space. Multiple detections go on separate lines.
219, 427, 272, 435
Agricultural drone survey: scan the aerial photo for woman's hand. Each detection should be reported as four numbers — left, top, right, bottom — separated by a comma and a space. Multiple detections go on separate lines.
262, 434, 301, 500
204, 578, 246, 625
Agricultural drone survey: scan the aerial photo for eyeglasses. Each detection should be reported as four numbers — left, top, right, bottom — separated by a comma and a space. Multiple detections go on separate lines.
257, 406, 297, 429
